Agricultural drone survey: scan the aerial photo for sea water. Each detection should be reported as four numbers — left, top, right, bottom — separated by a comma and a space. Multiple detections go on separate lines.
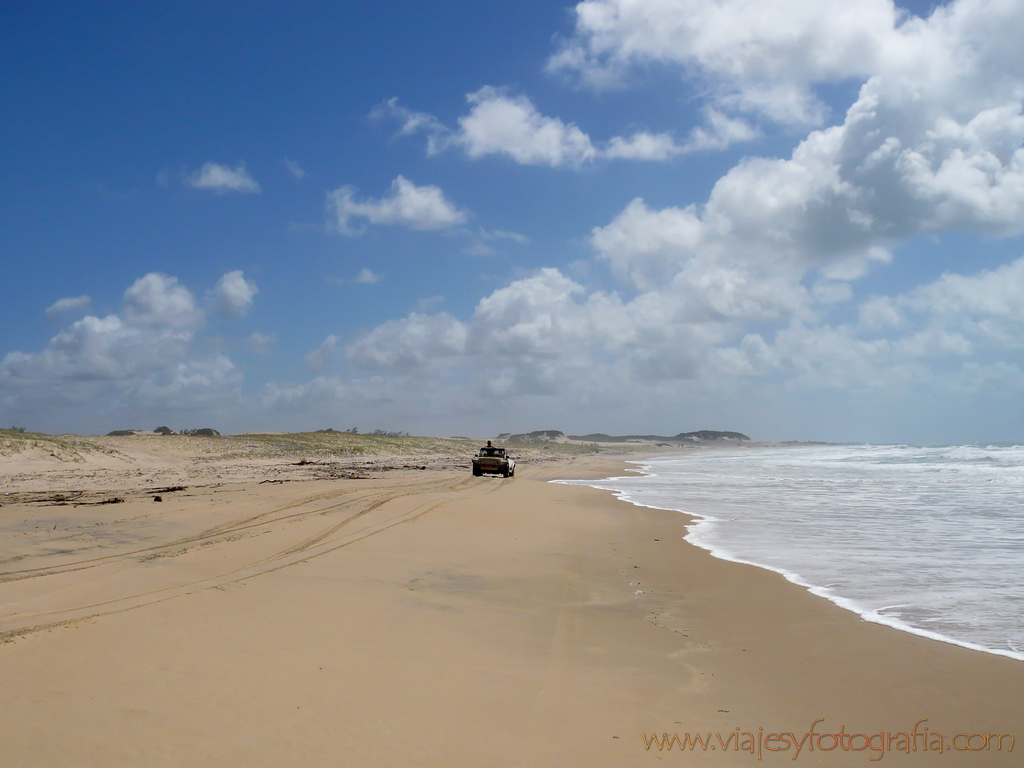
557, 444, 1024, 661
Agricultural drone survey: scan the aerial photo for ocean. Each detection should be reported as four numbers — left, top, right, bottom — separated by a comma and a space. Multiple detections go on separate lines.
557, 444, 1024, 661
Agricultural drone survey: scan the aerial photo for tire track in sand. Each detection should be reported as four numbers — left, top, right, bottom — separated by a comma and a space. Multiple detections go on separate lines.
0, 473, 507, 641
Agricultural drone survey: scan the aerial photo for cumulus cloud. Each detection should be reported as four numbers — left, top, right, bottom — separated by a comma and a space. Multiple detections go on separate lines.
330, 163, 1024, 421
284, 158, 306, 179
605, 112, 760, 158
453, 87, 599, 167
305, 334, 342, 371
186, 162, 261, 194
332, 250, 1024, 420
244, 331, 275, 355
377, 88, 740, 166
337, 267, 730, 400
702, 255, 1024, 397
546, 0, 901, 124
549, 0, 1024, 135
124, 273, 203, 329
0, 272, 257, 430
604, 131, 683, 160
482, 228, 529, 244
463, 227, 532, 256
45, 295, 91, 318
906, 260, 1024, 321
355, 268, 382, 284
578, 0, 1024, 327
371, 98, 450, 153
683, 110, 761, 152
379, 88, 599, 167
896, 257, 1024, 352
590, 198, 702, 290
347, 313, 468, 370
208, 270, 258, 316
328, 176, 468, 233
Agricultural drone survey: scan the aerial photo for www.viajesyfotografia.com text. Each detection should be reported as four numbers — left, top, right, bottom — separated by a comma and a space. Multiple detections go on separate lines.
642, 719, 1014, 760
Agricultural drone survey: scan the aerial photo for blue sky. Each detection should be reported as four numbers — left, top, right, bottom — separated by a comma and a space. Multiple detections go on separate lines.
3, 0, 1024, 443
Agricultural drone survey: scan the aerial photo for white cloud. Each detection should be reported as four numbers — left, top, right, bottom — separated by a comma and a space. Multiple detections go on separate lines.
186, 162, 261, 194
895, 105, 1024, 232
604, 131, 682, 160
3, 314, 183, 384
605, 113, 759, 158
482, 228, 529, 244
305, 335, 342, 371
462, 242, 495, 257
590, 198, 702, 291
378, 89, 748, 166
0, 273, 247, 427
811, 280, 854, 306
579, 0, 1024, 328
338, 267, 731, 398
683, 110, 761, 152
328, 176, 468, 234
703, 255, 1024, 396
208, 270, 258, 316
894, 257, 1024, 352
347, 313, 468, 369
549, 0, 1024, 136
244, 332, 275, 355
469, 269, 594, 359
124, 273, 203, 329
45, 295, 91, 318
372, 98, 451, 154
260, 375, 350, 412
284, 158, 306, 179
859, 296, 902, 329
708, 334, 779, 377
547, 0, 901, 124
454, 87, 599, 167
464, 227, 531, 256
355, 268, 382, 284
325, 230, 1024, 422
589, 196, 810, 322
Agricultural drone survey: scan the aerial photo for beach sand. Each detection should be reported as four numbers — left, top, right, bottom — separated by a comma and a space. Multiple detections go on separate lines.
1, 445, 1022, 766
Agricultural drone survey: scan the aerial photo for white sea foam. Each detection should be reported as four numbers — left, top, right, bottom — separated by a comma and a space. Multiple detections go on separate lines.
557, 445, 1024, 661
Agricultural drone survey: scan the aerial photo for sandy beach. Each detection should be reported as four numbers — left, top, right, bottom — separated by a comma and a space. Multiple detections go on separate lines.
1, 435, 1022, 766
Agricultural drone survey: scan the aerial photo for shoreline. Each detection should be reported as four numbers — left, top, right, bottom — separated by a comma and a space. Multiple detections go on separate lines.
552, 457, 1024, 764
1, 451, 1021, 765
561, 455, 1024, 664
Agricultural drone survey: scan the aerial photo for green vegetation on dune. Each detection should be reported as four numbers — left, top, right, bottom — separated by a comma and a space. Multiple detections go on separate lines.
221, 432, 480, 460
220, 432, 609, 462
0, 429, 127, 461
0, 428, 672, 466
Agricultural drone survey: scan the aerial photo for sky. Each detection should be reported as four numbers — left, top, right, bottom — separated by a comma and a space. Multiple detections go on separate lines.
3, 0, 1024, 443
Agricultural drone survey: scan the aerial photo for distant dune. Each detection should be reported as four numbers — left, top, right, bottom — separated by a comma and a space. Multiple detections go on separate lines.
497, 429, 750, 444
